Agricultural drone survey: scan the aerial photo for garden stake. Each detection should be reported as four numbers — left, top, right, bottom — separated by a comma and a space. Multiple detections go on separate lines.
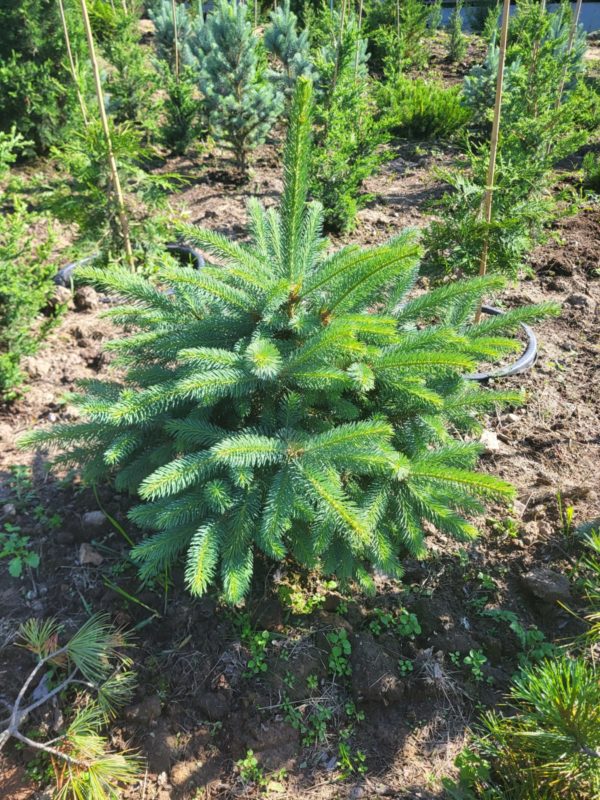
354, 0, 364, 76
554, 0, 583, 110
475, 0, 510, 324
57, 0, 89, 127
171, 0, 180, 77
79, 0, 136, 271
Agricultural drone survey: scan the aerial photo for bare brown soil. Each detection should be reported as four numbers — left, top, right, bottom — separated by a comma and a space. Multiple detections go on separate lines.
1, 72, 599, 800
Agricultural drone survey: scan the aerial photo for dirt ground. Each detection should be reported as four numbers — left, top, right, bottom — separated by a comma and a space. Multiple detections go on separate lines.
1, 56, 600, 800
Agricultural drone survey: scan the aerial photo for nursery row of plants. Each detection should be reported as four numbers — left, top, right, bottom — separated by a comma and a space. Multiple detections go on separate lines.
0, 0, 599, 798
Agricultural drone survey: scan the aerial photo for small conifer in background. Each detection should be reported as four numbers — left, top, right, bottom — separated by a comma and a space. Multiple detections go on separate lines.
196, 0, 282, 174
23, 78, 553, 603
264, 0, 318, 100
447, 0, 467, 63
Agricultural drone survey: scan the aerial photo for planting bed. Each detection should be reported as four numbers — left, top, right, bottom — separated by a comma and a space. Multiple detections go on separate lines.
1, 132, 598, 798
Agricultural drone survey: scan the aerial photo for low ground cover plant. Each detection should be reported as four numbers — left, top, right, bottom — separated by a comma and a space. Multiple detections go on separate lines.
24, 78, 554, 603
377, 76, 471, 141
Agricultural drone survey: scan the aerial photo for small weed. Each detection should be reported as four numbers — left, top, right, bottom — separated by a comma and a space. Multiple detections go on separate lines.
236, 750, 265, 787
246, 629, 270, 676
464, 649, 487, 682
326, 629, 352, 678
477, 572, 498, 593
396, 608, 421, 638
0, 524, 40, 578
306, 674, 318, 692
398, 657, 414, 676
449, 651, 462, 667
337, 740, 367, 780
557, 493, 575, 542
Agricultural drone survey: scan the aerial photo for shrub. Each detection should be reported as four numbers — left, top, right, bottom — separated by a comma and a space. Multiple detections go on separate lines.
196, 0, 283, 174
0, 0, 89, 153
44, 119, 175, 265
462, 36, 522, 130
377, 76, 471, 140
160, 65, 204, 156
98, 2, 158, 135
364, 0, 431, 71
0, 133, 60, 402
583, 151, 600, 192
149, 0, 201, 73
311, 39, 389, 233
264, 0, 318, 100
23, 79, 553, 603
445, 656, 600, 799
0, 202, 58, 402
447, 0, 467, 63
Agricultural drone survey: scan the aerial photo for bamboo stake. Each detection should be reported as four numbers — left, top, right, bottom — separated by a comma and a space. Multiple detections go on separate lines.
354, 0, 364, 76
79, 0, 135, 271
57, 0, 89, 126
555, 0, 583, 110
475, 0, 510, 323
171, 0, 180, 77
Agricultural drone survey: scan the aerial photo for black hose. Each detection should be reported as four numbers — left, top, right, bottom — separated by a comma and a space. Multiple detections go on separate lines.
53, 243, 205, 286
465, 305, 538, 382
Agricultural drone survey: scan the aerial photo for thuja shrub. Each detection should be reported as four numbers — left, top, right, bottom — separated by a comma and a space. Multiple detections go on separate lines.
0, 0, 89, 153
24, 79, 551, 602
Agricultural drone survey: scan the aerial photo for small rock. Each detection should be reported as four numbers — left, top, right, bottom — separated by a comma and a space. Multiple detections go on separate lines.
479, 430, 500, 453
1, 503, 17, 519
512, 500, 527, 518
565, 293, 590, 308
81, 510, 107, 530
125, 694, 162, 723
521, 567, 572, 604
195, 691, 229, 721
47, 285, 72, 310
79, 542, 103, 566
74, 286, 99, 311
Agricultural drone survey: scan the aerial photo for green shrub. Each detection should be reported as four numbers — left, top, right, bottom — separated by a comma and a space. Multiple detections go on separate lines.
445, 656, 600, 799
264, 0, 318, 100
583, 151, 600, 192
44, 120, 174, 265
23, 79, 553, 603
0, 133, 60, 402
311, 38, 389, 233
0, 0, 89, 153
0, 200, 59, 402
160, 65, 204, 156
149, 0, 201, 73
364, 0, 431, 71
98, 3, 158, 135
447, 0, 467, 63
377, 76, 471, 140
196, 0, 283, 174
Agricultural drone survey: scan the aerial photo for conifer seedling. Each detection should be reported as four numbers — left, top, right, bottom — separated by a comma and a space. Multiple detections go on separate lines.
23, 78, 551, 603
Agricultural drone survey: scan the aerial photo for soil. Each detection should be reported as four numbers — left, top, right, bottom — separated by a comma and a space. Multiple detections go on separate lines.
1, 49, 600, 800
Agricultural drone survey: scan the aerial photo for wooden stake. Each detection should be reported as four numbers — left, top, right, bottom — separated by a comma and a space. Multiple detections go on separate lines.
555, 0, 583, 110
475, 0, 510, 322
354, 0, 364, 76
171, 0, 180, 77
57, 0, 89, 127
79, 0, 135, 270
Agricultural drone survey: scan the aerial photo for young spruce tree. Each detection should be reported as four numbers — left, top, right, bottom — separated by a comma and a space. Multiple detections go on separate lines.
264, 0, 318, 100
197, 0, 282, 174
24, 79, 551, 603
